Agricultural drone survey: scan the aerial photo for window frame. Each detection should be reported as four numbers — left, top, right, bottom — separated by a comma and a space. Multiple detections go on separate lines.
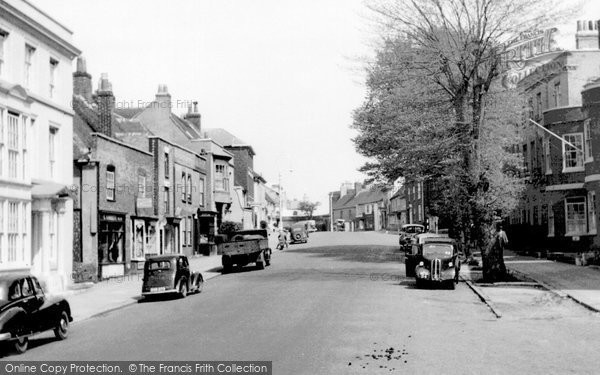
543, 137, 552, 174
565, 196, 587, 236
49, 58, 59, 98
181, 172, 186, 203
588, 191, 597, 235
562, 133, 584, 173
24, 44, 35, 88
106, 165, 115, 201
584, 119, 593, 163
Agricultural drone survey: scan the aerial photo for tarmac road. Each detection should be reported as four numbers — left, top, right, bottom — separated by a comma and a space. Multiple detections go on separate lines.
6, 232, 600, 374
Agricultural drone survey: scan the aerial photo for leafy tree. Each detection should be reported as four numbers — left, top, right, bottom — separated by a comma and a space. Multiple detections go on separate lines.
355, 0, 575, 281
298, 200, 320, 219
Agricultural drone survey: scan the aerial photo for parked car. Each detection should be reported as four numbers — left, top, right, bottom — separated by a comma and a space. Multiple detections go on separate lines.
399, 223, 425, 251
405, 233, 460, 289
334, 219, 346, 231
0, 274, 72, 354
141, 255, 204, 299
290, 223, 308, 243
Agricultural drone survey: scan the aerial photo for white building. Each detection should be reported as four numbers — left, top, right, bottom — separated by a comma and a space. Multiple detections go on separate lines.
0, 0, 80, 291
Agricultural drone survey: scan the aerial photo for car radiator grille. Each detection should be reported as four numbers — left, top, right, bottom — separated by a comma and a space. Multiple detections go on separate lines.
431, 259, 441, 280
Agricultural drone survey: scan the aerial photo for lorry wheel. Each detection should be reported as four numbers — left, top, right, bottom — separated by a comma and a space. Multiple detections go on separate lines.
256, 251, 265, 270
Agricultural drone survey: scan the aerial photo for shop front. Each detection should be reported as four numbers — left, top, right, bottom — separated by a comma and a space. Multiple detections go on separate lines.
98, 212, 125, 278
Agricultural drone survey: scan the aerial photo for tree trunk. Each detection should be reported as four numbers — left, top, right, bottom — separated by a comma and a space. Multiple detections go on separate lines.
480, 223, 507, 282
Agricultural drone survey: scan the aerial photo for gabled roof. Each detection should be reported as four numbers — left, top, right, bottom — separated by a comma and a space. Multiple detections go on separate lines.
114, 107, 145, 119
332, 189, 357, 210
354, 188, 387, 205
203, 128, 255, 155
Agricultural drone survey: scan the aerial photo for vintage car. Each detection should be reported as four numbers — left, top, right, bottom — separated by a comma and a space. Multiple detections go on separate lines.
220, 229, 272, 272
141, 255, 204, 299
399, 223, 425, 251
290, 223, 308, 244
334, 219, 346, 231
0, 274, 72, 354
404, 233, 460, 289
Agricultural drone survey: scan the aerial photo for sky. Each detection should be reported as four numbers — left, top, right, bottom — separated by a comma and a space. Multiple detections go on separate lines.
31, 0, 600, 215
32, 0, 375, 215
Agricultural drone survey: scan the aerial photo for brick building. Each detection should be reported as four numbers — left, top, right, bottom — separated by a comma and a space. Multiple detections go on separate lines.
73, 64, 155, 279
0, 0, 80, 291
509, 21, 600, 253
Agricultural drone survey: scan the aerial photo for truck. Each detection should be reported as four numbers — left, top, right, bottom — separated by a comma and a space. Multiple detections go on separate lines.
219, 229, 272, 273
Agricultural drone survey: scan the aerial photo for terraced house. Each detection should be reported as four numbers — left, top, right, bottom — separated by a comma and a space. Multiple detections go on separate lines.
0, 0, 80, 291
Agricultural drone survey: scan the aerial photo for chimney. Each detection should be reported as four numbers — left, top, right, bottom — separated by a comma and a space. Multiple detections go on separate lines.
331, 191, 341, 203
354, 182, 363, 193
184, 101, 201, 132
96, 73, 114, 137
154, 84, 172, 120
73, 57, 92, 102
576, 20, 600, 50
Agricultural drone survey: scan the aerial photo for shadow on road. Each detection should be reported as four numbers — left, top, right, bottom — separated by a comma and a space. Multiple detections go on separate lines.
287, 245, 405, 265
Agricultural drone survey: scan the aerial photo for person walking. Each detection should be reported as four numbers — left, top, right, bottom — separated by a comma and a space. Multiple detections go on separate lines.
278, 230, 288, 250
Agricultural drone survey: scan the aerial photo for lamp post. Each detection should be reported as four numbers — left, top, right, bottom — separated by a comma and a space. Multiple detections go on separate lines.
278, 169, 293, 229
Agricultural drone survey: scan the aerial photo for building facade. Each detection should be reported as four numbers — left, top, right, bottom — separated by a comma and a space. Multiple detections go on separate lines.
0, 0, 80, 291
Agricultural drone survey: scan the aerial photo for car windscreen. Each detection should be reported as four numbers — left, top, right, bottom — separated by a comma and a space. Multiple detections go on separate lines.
422, 243, 453, 258
148, 261, 172, 270
404, 226, 423, 234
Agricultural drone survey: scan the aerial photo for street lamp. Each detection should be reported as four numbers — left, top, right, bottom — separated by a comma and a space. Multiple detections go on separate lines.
278, 169, 293, 229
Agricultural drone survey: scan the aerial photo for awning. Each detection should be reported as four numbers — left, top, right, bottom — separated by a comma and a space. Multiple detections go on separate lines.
31, 180, 74, 199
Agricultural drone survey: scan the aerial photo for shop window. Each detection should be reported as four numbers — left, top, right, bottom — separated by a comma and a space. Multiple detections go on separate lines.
99, 214, 124, 263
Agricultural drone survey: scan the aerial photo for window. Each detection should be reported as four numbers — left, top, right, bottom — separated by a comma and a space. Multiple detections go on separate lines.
0, 108, 4, 177
215, 164, 228, 191
562, 133, 584, 172
584, 119, 593, 162
49, 58, 58, 98
164, 152, 169, 179
588, 191, 597, 235
199, 178, 205, 206
106, 165, 115, 201
548, 205, 554, 237
7, 112, 19, 179
0, 30, 7, 77
181, 172, 186, 202
138, 174, 146, 198
530, 140, 536, 172
182, 218, 187, 246
164, 187, 170, 213
536, 92, 542, 119
544, 137, 552, 174
553, 81, 561, 107
49, 127, 57, 178
49, 212, 57, 268
8, 202, 18, 262
187, 174, 192, 203
187, 217, 192, 246
565, 197, 586, 236
24, 44, 35, 87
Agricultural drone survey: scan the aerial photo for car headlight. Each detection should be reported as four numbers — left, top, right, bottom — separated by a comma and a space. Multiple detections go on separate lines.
448, 262, 453, 267
418, 261, 424, 266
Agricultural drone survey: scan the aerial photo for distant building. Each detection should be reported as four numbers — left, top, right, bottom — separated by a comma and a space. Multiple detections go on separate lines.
0, 0, 80, 291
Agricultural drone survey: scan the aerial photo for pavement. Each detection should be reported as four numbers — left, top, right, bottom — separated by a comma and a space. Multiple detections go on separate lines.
52, 254, 224, 322
503, 250, 600, 312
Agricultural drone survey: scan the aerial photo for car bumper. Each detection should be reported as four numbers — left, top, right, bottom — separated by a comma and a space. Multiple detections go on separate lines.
0, 332, 12, 341
142, 287, 178, 296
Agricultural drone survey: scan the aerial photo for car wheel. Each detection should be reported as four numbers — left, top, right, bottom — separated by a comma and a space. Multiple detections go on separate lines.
447, 280, 456, 290
14, 336, 28, 354
256, 251, 265, 270
265, 250, 271, 266
294, 233, 302, 242
415, 279, 425, 289
178, 280, 188, 298
54, 311, 69, 340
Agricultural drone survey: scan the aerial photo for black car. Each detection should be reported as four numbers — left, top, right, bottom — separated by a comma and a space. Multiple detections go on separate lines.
0, 274, 72, 354
141, 255, 203, 299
